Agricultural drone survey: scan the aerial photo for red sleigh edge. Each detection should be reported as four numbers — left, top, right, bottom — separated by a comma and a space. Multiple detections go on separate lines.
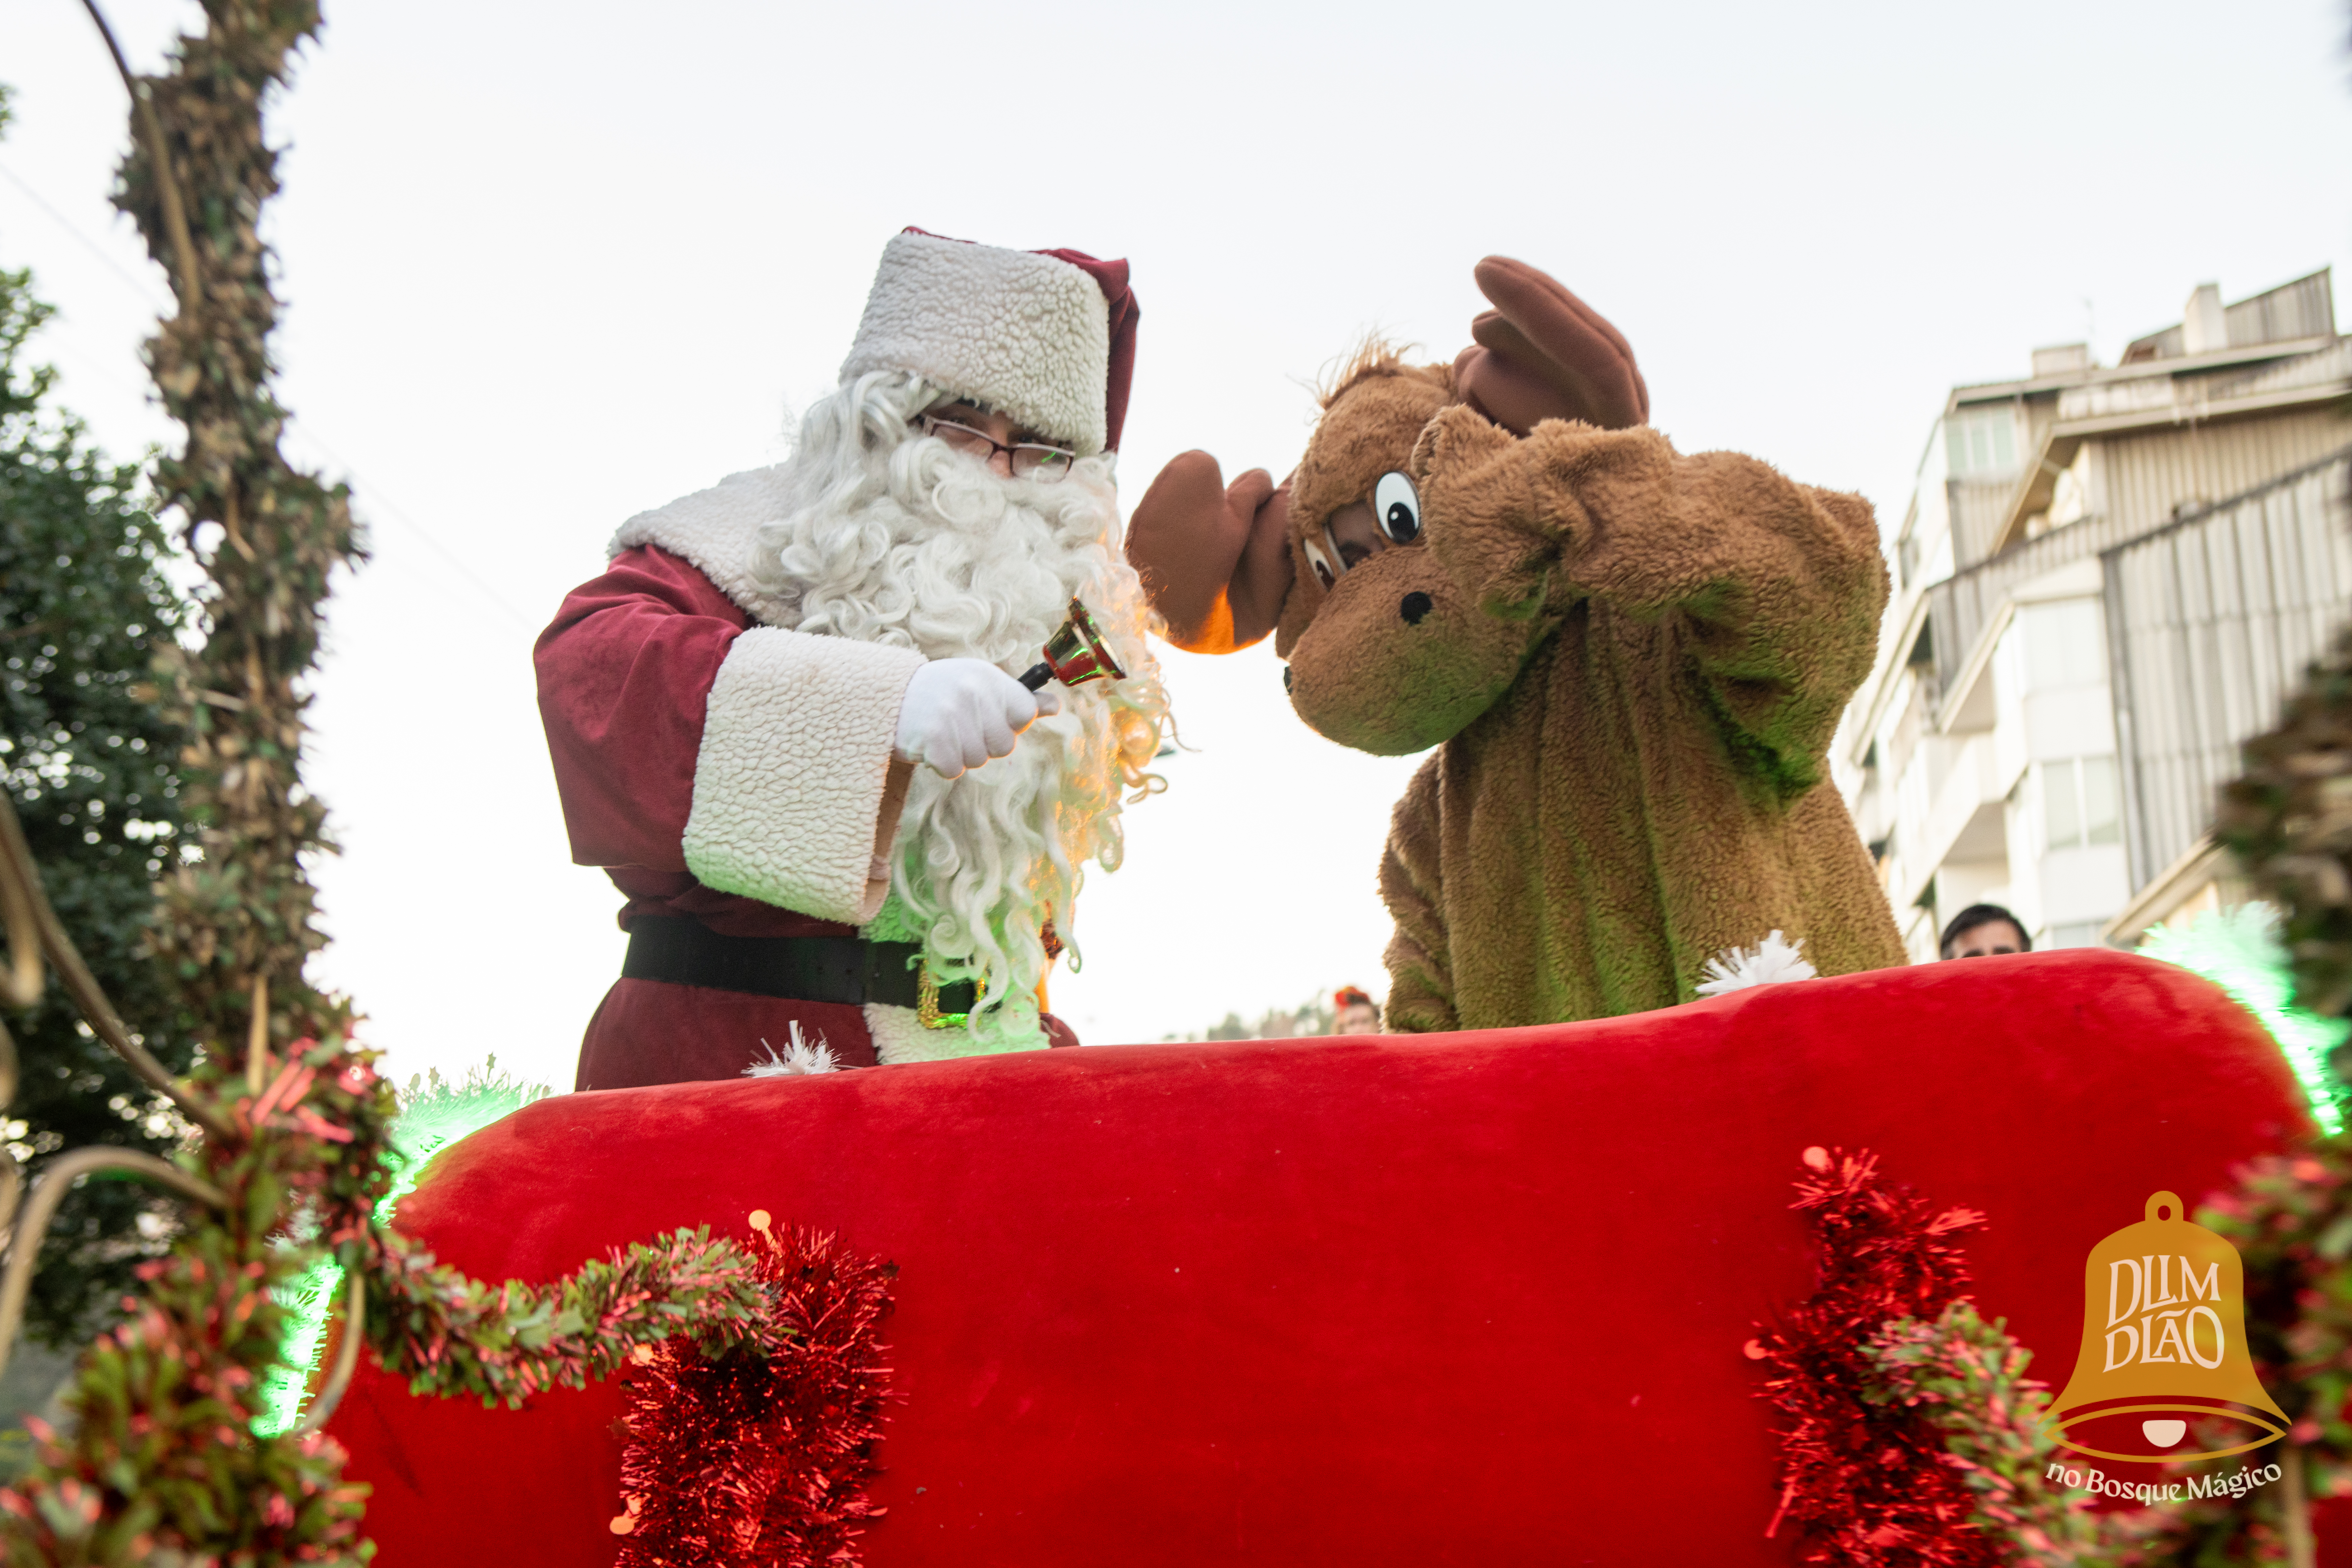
329, 949, 2312, 1566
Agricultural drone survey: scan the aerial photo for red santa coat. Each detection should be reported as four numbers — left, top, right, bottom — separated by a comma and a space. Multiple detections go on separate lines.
538, 467, 1070, 1088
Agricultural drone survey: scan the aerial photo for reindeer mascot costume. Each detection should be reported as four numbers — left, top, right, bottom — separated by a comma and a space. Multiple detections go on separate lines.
1127, 258, 1904, 1030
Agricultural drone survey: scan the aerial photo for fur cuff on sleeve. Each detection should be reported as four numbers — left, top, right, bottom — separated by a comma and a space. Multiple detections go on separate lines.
683, 628, 925, 924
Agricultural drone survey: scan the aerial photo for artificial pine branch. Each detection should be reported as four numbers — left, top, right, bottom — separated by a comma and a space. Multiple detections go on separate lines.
1750, 1148, 2352, 1566
0, 8, 832, 1561
368, 1227, 776, 1407
2196, 1140, 2352, 1560
2217, 625, 2352, 1022
1867, 1302, 2158, 1566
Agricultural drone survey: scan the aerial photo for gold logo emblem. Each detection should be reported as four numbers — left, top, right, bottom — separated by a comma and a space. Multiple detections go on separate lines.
2048, 1191, 2288, 1463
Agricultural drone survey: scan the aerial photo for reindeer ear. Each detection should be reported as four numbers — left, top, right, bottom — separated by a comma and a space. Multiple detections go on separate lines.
1125, 452, 1295, 654
1451, 257, 1648, 436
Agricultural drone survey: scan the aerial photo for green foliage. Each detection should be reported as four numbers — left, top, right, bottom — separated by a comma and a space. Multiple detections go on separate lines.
3, 1225, 365, 1562
0, 6, 394, 1557
1867, 1302, 2149, 1564
0, 1030, 397, 1564
1763, 1153, 2320, 1564
1853, 1152, 2352, 1566
380, 1060, 550, 1184
2138, 904, 2350, 1134
0, 257, 194, 1345
369, 1227, 777, 1409
0, 15, 799, 1559
2205, 1143, 2352, 1474
2217, 624, 2352, 1020
130, 0, 362, 1057
257, 1060, 551, 1434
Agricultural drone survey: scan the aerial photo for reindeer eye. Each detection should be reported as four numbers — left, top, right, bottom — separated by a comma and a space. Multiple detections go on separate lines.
1303, 536, 1338, 590
1375, 471, 1421, 543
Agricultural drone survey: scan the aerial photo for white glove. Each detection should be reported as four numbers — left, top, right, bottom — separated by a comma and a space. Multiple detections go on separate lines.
892, 658, 1062, 779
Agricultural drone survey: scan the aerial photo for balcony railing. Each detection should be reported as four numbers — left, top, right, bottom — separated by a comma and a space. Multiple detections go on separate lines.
2104, 448, 2352, 888
1920, 508, 2147, 718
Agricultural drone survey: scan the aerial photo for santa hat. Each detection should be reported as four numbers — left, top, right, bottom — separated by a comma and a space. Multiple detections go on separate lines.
839, 228, 1140, 456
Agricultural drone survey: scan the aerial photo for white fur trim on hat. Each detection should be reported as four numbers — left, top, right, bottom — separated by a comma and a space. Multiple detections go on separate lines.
840, 231, 1111, 456
683, 626, 925, 925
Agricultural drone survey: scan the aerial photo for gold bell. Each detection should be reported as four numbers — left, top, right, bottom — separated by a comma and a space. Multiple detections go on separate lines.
2048, 1190, 2289, 1463
1018, 600, 1127, 692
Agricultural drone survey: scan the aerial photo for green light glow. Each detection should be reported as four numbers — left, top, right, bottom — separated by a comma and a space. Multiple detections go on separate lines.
2136, 902, 2348, 1136
253, 1060, 550, 1437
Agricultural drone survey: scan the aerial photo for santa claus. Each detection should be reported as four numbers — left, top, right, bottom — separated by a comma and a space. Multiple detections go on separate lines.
536, 229, 1168, 1087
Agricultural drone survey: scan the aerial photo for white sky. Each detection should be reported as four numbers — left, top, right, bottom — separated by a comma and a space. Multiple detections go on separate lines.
3, 0, 2350, 1089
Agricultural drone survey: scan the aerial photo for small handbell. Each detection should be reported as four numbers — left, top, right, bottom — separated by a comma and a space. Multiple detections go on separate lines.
1019, 600, 1127, 692
2047, 1190, 2289, 1463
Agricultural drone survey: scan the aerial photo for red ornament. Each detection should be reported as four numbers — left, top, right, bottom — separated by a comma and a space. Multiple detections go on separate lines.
611, 1215, 897, 1567
1747, 1147, 1994, 1566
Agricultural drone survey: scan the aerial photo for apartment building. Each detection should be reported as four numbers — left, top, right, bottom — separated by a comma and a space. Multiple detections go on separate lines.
1838, 270, 2352, 961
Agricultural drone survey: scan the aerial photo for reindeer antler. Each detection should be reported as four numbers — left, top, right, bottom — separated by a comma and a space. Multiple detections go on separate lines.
1451, 257, 1649, 435
1125, 453, 1294, 654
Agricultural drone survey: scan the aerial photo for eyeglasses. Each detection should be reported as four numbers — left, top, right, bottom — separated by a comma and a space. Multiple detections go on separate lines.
917, 416, 1079, 483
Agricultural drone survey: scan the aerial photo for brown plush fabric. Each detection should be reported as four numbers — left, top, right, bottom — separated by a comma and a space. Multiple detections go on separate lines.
1131, 259, 1642, 656
1285, 399, 1906, 1030
1121, 254, 1900, 1029
1125, 451, 1293, 653
1453, 256, 1650, 435
1274, 364, 1454, 658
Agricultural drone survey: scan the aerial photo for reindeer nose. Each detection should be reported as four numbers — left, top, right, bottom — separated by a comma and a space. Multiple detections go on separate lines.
1400, 592, 1433, 626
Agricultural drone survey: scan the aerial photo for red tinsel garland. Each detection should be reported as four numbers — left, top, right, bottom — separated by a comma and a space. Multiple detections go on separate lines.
1745, 1146, 1993, 1566
609, 1214, 897, 1566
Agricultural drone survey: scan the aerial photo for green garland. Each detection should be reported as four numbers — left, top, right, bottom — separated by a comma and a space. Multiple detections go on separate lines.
2139, 904, 2349, 1135
0, 9, 792, 1560
368, 1227, 775, 1407
256, 1062, 550, 1435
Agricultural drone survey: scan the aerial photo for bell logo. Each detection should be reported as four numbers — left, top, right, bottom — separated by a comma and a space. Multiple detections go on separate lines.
2049, 1191, 2288, 1463
2098, 1253, 2224, 1371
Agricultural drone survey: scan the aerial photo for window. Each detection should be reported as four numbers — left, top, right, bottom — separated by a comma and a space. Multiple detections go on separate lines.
2020, 598, 2106, 689
2041, 756, 2120, 852
1946, 406, 2019, 478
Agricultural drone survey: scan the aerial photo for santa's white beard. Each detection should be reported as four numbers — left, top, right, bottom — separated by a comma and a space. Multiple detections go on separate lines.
749, 392, 1168, 1041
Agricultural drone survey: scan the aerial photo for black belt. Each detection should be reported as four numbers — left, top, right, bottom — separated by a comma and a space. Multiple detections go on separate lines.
621, 916, 977, 1016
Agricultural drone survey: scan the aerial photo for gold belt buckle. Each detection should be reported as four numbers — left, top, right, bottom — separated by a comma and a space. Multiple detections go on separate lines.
916, 960, 976, 1030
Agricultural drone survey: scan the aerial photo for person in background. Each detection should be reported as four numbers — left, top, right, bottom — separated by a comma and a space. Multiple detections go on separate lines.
1940, 904, 2032, 960
1332, 986, 1382, 1035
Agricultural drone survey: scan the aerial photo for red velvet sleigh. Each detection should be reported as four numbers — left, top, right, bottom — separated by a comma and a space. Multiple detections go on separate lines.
332, 950, 2311, 1564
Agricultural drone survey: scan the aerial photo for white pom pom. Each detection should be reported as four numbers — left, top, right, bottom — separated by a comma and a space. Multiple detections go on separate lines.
1694, 930, 1818, 997
742, 1022, 839, 1078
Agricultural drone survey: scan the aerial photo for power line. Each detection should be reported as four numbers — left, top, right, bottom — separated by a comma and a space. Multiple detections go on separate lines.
0, 160, 168, 311
281, 427, 535, 630
0, 158, 532, 629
